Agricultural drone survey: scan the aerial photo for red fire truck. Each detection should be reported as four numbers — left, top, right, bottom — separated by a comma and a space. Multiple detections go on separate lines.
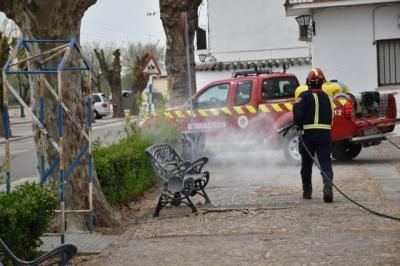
143, 69, 397, 161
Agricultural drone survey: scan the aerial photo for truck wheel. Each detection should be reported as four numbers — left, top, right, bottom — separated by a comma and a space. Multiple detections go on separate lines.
332, 140, 362, 161
95, 110, 102, 119
283, 130, 301, 161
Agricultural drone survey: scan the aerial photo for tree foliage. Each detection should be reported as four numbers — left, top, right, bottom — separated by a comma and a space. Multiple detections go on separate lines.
123, 42, 164, 115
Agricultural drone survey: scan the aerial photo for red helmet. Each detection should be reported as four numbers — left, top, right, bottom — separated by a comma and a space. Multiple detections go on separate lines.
306, 68, 326, 87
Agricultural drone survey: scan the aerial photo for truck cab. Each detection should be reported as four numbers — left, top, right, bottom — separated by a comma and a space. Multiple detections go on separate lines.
144, 69, 397, 161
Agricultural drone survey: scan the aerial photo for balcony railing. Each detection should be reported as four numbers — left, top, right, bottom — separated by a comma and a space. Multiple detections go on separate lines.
285, 0, 346, 7
285, 0, 314, 6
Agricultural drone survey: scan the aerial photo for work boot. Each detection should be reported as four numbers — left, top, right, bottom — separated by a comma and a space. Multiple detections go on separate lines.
322, 172, 333, 203
323, 186, 333, 203
302, 176, 312, 199
303, 187, 312, 199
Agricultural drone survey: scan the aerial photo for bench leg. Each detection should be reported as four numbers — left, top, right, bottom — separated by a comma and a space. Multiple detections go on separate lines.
200, 186, 211, 204
153, 195, 164, 217
186, 195, 197, 213
194, 180, 211, 204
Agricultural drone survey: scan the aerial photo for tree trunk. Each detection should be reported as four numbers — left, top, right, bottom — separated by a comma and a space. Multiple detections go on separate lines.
0, 0, 119, 230
159, 0, 201, 106
0, 33, 10, 138
94, 49, 125, 118
131, 54, 150, 116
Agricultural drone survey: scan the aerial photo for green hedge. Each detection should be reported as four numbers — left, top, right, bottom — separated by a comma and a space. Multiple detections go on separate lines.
94, 135, 157, 206
94, 119, 182, 206
0, 183, 58, 260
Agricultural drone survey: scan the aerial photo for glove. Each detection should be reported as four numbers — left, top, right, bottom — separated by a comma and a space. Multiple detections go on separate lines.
293, 125, 302, 131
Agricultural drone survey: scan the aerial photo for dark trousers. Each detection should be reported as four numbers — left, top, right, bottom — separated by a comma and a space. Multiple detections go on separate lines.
299, 137, 333, 193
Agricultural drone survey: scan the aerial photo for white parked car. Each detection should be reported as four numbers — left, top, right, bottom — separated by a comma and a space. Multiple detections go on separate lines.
93, 93, 111, 119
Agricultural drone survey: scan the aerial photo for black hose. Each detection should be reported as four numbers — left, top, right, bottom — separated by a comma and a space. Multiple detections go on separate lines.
298, 132, 400, 222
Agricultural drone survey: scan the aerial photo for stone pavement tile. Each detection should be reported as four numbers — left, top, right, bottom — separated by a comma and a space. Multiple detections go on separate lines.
86, 145, 400, 265
86, 204, 400, 265
261, 231, 400, 265
86, 234, 264, 266
40, 233, 120, 254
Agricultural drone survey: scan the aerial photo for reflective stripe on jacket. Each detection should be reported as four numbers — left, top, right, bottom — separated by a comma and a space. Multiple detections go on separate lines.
293, 88, 333, 143
302, 93, 332, 130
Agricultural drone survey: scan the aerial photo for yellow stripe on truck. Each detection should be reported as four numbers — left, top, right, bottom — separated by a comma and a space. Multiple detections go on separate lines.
234, 106, 245, 115
164, 111, 173, 119
198, 109, 208, 117
162, 98, 349, 121
284, 103, 293, 111
246, 105, 257, 113
210, 108, 219, 116
271, 104, 283, 112
259, 104, 270, 113
186, 110, 196, 117
175, 110, 184, 118
221, 107, 232, 115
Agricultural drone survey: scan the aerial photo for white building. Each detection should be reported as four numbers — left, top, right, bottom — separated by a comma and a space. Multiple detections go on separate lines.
285, 0, 400, 92
195, 0, 312, 90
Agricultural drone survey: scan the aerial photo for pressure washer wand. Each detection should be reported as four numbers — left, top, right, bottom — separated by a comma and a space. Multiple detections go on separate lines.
276, 123, 293, 137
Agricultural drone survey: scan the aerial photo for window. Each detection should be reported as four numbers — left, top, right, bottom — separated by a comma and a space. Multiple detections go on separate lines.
377, 39, 400, 86
234, 81, 252, 106
262, 77, 299, 100
93, 95, 101, 103
194, 83, 229, 109
196, 27, 207, 50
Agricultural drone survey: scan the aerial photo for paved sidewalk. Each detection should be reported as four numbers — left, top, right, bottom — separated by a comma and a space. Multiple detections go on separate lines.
40, 234, 120, 255
86, 143, 400, 265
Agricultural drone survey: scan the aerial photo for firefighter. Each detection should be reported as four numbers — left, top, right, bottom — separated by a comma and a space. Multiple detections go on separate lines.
293, 68, 334, 203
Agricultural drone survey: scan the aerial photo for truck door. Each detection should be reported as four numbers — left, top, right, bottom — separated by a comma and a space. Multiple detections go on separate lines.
188, 82, 232, 134
261, 77, 298, 119
230, 80, 260, 140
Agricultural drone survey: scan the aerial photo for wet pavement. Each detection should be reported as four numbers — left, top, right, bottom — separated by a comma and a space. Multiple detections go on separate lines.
86, 140, 400, 265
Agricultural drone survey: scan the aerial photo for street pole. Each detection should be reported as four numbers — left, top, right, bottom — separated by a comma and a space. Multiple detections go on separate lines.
18, 73, 25, 118
147, 75, 153, 113
183, 12, 195, 161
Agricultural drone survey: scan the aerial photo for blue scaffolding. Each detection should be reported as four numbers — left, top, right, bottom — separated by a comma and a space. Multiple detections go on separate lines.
2, 38, 94, 244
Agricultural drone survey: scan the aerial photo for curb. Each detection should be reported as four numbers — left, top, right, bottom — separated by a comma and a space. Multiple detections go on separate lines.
92, 118, 124, 127
0, 119, 125, 144
10, 120, 32, 125
0, 135, 33, 144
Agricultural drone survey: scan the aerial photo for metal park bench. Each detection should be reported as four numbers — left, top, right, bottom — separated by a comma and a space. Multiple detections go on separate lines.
146, 143, 211, 217
0, 239, 77, 266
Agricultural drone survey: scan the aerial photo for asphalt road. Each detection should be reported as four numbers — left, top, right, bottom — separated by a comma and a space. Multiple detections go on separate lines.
0, 118, 126, 182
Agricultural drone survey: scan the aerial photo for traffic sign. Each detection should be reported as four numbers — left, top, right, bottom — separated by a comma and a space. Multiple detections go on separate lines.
142, 56, 161, 75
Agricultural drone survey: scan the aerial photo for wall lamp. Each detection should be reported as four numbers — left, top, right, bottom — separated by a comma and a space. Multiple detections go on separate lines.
198, 53, 211, 63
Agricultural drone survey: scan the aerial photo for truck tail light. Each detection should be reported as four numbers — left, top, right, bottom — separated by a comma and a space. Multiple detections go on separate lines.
344, 102, 354, 119
101, 103, 107, 108
387, 94, 396, 119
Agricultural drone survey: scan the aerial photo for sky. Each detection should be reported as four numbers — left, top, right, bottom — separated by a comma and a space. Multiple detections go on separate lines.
0, 0, 207, 55
0, 0, 181, 46
81, 0, 166, 46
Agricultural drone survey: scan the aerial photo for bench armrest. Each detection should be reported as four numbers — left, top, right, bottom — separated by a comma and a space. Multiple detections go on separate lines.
186, 157, 208, 174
